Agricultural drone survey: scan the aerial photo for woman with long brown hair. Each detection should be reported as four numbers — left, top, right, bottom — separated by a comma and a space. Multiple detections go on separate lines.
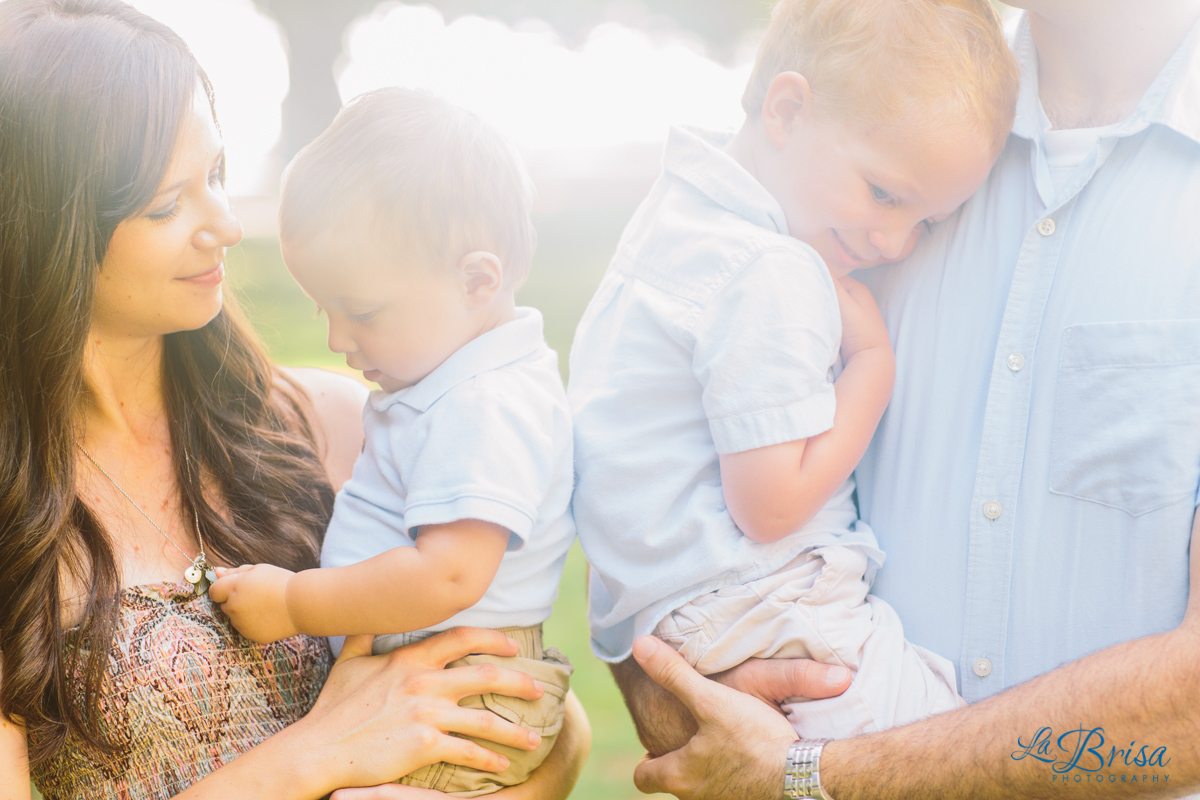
0, 1, 587, 797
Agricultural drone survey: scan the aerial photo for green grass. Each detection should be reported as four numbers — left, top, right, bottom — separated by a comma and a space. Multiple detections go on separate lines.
224, 205, 669, 800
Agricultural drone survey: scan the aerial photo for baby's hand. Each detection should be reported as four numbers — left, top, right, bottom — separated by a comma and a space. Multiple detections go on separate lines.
834, 276, 893, 362
208, 564, 301, 644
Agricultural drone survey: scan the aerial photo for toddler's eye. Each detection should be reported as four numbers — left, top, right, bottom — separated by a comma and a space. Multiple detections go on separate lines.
349, 310, 376, 323
869, 184, 896, 205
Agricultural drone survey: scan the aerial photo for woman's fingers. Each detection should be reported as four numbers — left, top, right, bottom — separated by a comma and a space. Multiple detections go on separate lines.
337, 634, 377, 664
442, 705, 542, 752
432, 730, 511, 774
403, 627, 520, 667
331, 785, 445, 799
408, 657, 544, 704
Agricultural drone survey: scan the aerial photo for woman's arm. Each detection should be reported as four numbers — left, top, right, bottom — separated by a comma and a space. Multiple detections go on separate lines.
1, 673, 33, 800
280, 366, 368, 492
170, 628, 545, 800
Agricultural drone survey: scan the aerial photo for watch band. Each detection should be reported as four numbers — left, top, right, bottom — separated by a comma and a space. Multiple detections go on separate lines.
784, 738, 834, 800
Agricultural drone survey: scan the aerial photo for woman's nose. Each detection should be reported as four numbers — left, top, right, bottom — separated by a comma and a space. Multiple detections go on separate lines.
193, 214, 243, 250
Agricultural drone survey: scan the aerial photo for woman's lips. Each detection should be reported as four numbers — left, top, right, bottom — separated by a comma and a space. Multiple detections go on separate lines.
179, 263, 225, 287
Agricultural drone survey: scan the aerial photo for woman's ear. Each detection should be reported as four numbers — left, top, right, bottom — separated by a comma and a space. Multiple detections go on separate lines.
458, 251, 504, 305
761, 71, 813, 149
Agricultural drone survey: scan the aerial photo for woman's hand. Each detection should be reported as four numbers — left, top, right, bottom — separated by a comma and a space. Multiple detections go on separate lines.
292, 628, 546, 796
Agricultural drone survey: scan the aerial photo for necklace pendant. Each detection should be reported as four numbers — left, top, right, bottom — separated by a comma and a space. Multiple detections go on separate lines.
184, 564, 203, 585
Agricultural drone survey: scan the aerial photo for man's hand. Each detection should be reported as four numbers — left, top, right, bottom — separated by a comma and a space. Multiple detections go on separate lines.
713, 656, 852, 712
630, 636, 800, 800
209, 564, 301, 643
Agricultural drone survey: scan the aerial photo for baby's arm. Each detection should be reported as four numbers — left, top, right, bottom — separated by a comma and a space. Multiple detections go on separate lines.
720, 276, 895, 543
210, 520, 509, 643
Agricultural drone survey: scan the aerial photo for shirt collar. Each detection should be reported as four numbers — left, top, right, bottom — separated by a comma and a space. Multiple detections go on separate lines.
661, 126, 791, 236
370, 306, 546, 414
1010, 12, 1200, 146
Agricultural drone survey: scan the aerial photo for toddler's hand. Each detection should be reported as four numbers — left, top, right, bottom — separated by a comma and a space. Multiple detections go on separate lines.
834, 276, 893, 362
208, 564, 301, 643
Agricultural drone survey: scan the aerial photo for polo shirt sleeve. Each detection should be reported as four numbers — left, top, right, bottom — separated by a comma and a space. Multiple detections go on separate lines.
398, 380, 562, 550
693, 246, 841, 455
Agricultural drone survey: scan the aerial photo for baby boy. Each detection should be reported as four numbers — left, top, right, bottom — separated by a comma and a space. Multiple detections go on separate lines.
570, 0, 1019, 738
213, 88, 574, 796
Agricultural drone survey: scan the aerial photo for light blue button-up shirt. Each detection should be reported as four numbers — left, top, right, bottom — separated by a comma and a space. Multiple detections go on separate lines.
857, 16, 1200, 704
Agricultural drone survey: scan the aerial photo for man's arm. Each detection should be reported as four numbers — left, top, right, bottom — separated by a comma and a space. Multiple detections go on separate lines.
633, 508, 1200, 799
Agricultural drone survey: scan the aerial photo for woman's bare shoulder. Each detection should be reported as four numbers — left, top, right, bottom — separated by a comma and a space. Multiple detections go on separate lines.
277, 367, 368, 493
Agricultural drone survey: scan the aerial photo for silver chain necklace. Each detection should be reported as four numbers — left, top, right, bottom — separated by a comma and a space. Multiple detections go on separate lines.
76, 443, 216, 595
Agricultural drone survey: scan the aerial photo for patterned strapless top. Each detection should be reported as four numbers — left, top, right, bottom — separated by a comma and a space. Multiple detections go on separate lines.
30, 583, 333, 800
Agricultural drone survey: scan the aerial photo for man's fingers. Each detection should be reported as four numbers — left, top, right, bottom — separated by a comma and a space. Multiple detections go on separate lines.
632, 750, 684, 797
718, 657, 852, 705
337, 634, 377, 664
631, 635, 714, 719
404, 627, 520, 668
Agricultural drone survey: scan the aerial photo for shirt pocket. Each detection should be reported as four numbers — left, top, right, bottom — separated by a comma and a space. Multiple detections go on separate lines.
1049, 320, 1200, 516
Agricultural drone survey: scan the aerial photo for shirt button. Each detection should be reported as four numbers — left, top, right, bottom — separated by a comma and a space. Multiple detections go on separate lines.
1037, 218, 1056, 236
1007, 353, 1026, 372
983, 500, 1002, 520
974, 658, 993, 677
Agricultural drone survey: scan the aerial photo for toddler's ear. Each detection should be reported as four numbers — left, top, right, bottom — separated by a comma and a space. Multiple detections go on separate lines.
761, 70, 813, 148
458, 250, 504, 304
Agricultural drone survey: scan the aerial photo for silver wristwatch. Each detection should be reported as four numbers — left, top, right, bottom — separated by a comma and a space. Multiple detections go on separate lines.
784, 738, 834, 800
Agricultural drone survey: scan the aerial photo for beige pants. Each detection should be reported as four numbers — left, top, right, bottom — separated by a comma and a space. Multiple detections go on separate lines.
653, 545, 960, 738
386, 625, 572, 797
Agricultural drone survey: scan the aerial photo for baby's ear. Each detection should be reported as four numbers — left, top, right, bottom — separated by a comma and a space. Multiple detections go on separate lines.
761, 70, 813, 148
458, 250, 504, 304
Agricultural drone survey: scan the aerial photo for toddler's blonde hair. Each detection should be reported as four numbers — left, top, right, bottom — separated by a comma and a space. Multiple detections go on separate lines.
743, 0, 1019, 150
281, 88, 536, 288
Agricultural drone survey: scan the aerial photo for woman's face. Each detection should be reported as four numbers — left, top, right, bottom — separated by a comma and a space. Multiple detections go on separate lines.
93, 90, 243, 341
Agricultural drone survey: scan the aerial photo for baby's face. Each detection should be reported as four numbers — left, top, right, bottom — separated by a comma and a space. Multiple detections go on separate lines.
773, 112, 997, 276
282, 228, 475, 393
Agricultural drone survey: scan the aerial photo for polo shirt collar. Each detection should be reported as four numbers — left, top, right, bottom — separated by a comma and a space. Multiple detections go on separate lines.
370, 306, 546, 413
662, 126, 791, 236
1010, 12, 1200, 147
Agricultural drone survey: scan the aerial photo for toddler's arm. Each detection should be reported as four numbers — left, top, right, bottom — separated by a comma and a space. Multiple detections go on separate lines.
719, 277, 895, 543
209, 520, 510, 643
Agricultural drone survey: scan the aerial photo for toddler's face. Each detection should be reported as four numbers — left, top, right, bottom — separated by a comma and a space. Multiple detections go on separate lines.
774, 113, 996, 276
282, 229, 475, 393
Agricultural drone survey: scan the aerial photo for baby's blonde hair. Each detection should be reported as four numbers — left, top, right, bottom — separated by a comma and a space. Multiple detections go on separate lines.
743, 0, 1019, 150
280, 88, 536, 288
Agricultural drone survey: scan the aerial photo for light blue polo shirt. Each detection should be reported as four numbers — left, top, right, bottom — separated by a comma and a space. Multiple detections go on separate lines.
321, 307, 575, 643
570, 128, 882, 663
856, 15, 1200, 703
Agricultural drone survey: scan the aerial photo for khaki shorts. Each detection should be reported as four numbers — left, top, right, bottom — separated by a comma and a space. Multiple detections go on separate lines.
396, 625, 572, 797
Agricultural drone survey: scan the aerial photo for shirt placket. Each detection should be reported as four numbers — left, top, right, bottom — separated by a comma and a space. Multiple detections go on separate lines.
959, 192, 1077, 703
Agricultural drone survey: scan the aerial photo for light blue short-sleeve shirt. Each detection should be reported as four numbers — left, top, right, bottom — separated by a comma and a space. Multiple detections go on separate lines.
321, 307, 575, 641
570, 128, 882, 663
856, 16, 1200, 703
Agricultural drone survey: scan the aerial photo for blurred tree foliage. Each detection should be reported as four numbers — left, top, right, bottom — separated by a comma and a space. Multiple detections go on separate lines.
254, 0, 773, 160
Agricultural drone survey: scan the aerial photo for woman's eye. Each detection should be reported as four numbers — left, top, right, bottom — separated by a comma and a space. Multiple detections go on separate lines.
869, 184, 895, 205
147, 203, 181, 222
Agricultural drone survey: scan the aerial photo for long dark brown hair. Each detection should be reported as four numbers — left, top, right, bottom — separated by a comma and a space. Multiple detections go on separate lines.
0, 0, 336, 765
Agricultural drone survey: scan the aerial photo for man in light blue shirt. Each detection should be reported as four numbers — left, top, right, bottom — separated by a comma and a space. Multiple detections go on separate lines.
623, 3, 1200, 798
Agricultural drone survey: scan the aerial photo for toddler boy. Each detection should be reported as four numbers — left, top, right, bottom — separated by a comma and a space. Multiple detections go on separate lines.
570, 0, 1019, 737
213, 88, 574, 795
